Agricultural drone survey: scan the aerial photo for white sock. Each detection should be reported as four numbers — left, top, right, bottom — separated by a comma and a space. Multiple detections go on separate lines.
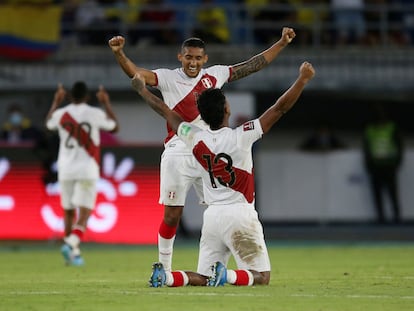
165, 271, 173, 286
72, 247, 81, 257
64, 234, 80, 249
226, 270, 236, 283
158, 234, 175, 271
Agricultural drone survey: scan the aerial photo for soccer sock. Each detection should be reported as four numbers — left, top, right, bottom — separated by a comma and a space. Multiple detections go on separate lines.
158, 220, 177, 271
165, 271, 189, 287
64, 225, 84, 249
226, 270, 254, 286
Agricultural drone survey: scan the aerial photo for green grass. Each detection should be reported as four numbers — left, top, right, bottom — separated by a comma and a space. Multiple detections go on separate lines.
0, 241, 413, 311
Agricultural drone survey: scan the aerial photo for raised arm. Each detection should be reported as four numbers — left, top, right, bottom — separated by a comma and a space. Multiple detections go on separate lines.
96, 85, 119, 133
259, 62, 315, 134
45, 83, 66, 124
229, 27, 296, 82
108, 36, 157, 86
131, 73, 183, 133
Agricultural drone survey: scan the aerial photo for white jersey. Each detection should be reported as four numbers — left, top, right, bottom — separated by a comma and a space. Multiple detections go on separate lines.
46, 103, 116, 180
177, 119, 263, 205
153, 65, 231, 154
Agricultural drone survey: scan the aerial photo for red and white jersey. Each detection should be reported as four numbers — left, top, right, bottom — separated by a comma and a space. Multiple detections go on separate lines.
177, 119, 263, 205
153, 65, 231, 154
46, 103, 117, 180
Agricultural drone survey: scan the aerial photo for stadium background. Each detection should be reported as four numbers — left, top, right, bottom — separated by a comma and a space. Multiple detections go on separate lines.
0, 0, 413, 243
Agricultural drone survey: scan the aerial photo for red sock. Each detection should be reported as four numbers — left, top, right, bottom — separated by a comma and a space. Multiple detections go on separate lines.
159, 220, 177, 239
170, 271, 186, 287
234, 270, 252, 286
72, 228, 84, 240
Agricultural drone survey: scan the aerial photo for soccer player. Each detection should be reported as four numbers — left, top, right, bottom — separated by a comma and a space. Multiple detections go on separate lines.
45, 82, 119, 266
131, 61, 315, 286
108, 27, 296, 272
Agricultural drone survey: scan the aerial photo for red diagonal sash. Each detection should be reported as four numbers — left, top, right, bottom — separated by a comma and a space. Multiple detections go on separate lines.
193, 141, 255, 203
60, 112, 100, 165
165, 74, 218, 144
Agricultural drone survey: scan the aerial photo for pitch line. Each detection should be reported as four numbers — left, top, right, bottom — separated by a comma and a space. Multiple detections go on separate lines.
291, 293, 414, 300
139, 291, 414, 300
2, 290, 414, 300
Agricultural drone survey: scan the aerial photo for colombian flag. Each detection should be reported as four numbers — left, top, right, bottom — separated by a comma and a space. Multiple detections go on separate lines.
0, 4, 62, 61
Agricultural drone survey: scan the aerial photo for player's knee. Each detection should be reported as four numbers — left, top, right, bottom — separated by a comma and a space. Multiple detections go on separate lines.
164, 205, 184, 226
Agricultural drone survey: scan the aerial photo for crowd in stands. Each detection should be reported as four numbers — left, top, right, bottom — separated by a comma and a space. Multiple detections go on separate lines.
1, 0, 414, 47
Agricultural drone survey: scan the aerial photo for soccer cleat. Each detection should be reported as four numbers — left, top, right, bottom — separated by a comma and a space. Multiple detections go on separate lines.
208, 261, 227, 287
61, 244, 72, 266
61, 244, 84, 266
71, 255, 85, 266
149, 262, 166, 287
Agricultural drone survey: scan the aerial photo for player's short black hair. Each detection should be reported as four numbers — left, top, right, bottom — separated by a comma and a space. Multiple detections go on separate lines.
197, 88, 226, 130
181, 37, 206, 51
71, 81, 89, 102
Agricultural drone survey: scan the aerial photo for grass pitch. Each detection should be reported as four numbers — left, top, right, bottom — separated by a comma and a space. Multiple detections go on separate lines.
0, 241, 413, 311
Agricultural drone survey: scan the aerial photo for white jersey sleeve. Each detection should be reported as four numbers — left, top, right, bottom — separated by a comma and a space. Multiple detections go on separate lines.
176, 121, 201, 147
46, 108, 64, 130
234, 119, 263, 151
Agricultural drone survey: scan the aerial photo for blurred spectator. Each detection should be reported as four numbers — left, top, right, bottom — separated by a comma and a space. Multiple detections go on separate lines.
364, 0, 388, 46
386, 0, 409, 45
128, 0, 179, 45
75, 0, 121, 45
299, 121, 346, 151
397, 0, 414, 44
192, 0, 230, 44
1, 103, 41, 144
362, 104, 403, 224
60, 0, 79, 40
292, 0, 327, 46
364, 0, 411, 46
330, 0, 366, 45
75, 0, 105, 44
252, 0, 296, 45
243, 0, 268, 17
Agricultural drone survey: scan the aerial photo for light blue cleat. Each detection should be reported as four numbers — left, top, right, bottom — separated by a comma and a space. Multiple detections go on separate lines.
71, 255, 85, 266
61, 244, 72, 266
149, 262, 166, 287
208, 261, 227, 287
61, 244, 85, 266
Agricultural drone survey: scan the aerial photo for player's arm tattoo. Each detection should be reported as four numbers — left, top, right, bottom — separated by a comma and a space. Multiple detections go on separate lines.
229, 54, 268, 82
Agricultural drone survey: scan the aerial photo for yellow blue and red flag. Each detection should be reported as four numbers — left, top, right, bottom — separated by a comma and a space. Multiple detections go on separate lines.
0, 3, 62, 60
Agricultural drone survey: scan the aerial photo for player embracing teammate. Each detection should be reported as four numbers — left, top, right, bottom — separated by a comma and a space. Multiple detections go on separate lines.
109, 27, 306, 286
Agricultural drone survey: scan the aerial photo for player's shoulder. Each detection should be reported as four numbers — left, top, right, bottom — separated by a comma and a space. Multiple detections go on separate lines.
204, 65, 231, 78
234, 119, 262, 137
205, 64, 230, 71
152, 67, 181, 81
153, 67, 178, 74
179, 121, 202, 137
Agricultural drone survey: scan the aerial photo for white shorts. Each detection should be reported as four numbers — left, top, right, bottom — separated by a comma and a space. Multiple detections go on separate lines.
197, 203, 271, 276
159, 151, 204, 206
59, 179, 97, 210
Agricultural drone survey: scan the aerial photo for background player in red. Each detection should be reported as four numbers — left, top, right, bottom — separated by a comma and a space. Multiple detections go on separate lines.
108, 27, 296, 272
45, 82, 119, 266
131, 61, 315, 287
